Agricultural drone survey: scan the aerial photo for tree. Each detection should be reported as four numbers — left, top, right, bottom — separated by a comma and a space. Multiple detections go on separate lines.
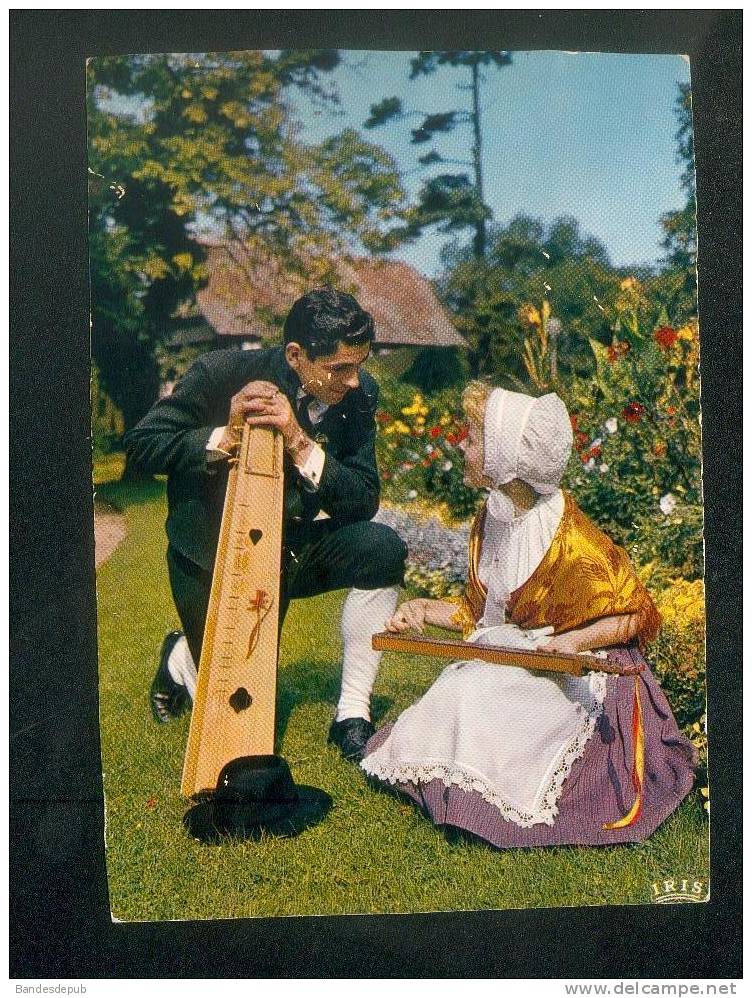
364, 50, 512, 259
88, 50, 408, 464
438, 214, 621, 381
657, 83, 698, 320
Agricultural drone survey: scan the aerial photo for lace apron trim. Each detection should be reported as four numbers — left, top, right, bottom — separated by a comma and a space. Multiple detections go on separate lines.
363, 672, 608, 828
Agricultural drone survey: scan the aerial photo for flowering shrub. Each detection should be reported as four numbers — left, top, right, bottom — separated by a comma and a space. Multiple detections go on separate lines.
404, 564, 464, 600
648, 577, 706, 732
375, 388, 484, 521
561, 284, 703, 579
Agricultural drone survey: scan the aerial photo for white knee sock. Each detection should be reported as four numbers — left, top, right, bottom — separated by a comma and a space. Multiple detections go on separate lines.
336, 586, 400, 722
167, 635, 197, 701
167, 584, 399, 718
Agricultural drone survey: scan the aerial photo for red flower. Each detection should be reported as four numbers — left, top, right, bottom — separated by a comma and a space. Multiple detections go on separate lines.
608, 341, 630, 363
652, 441, 667, 458
429, 425, 442, 438
430, 449, 442, 460
575, 431, 589, 447
570, 414, 579, 430
654, 326, 678, 350
446, 426, 468, 446
376, 410, 392, 423
382, 471, 392, 481
665, 405, 677, 416
421, 458, 431, 467
588, 445, 602, 460
622, 401, 646, 424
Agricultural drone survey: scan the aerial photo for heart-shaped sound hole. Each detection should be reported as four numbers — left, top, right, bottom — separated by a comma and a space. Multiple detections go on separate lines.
229, 687, 253, 713
249, 529, 263, 546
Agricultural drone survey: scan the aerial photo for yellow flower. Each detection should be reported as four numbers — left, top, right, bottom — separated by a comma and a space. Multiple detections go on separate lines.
415, 416, 425, 426
518, 303, 541, 327
619, 276, 639, 291
653, 578, 706, 629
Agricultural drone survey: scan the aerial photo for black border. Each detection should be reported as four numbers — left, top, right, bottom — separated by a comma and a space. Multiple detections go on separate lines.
10, 10, 742, 980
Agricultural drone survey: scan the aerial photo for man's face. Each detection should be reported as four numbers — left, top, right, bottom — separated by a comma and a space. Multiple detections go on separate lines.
285, 341, 371, 405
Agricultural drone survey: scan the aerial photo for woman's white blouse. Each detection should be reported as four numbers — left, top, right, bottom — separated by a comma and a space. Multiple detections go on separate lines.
477, 489, 565, 627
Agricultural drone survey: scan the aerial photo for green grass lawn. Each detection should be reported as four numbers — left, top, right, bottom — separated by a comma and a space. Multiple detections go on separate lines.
96, 470, 709, 922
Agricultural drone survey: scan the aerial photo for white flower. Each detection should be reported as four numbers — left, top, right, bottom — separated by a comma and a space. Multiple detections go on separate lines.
443, 460, 453, 472
659, 493, 677, 515
407, 489, 418, 500
605, 417, 618, 434
584, 458, 596, 472
600, 463, 609, 474
591, 437, 603, 447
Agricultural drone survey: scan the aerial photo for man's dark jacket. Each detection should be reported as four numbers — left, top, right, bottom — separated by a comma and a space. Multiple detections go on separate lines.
124, 346, 381, 572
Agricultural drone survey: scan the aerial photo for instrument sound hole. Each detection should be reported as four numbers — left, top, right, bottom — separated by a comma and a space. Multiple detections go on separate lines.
229, 687, 253, 713
249, 529, 263, 545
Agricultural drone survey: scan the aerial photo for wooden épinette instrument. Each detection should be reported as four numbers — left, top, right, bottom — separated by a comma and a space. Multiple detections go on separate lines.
182, 425, 284, 799
371, 631, 644, 677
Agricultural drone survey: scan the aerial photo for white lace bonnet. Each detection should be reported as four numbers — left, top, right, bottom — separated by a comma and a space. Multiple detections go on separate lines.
483, 388, 573, 498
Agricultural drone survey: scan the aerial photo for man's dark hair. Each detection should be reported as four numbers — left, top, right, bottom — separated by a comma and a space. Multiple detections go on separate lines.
283, 288, 375, 360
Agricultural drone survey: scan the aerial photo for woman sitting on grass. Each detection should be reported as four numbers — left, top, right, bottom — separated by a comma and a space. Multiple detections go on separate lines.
361, 382, 697, 847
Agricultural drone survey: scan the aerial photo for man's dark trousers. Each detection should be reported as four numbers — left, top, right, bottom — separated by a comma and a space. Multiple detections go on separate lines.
168, 518, 406, 664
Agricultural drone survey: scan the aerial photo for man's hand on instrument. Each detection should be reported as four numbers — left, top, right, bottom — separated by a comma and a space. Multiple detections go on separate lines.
220, 381, 303, 454
386, 598, 428, 634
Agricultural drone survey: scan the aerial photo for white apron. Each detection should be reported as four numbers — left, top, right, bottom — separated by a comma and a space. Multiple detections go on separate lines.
361, 491, 607, 827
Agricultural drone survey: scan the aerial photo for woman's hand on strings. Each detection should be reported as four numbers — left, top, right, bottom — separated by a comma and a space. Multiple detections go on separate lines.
386, 598, 428, 634
540, 631, 581, 655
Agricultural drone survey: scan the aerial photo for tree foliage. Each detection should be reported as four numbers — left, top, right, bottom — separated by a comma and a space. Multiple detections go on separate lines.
658, 84, 698, 318
88, 50, 408, 448
437, 215, 621, 380
364, 50, 512, 258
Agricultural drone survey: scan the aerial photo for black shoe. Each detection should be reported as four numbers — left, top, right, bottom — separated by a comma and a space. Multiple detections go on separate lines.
327, 717, 375, 763
150, 630, 190, 723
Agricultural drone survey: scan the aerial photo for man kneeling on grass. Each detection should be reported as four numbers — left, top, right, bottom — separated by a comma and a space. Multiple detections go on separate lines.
124, 288, 407, 762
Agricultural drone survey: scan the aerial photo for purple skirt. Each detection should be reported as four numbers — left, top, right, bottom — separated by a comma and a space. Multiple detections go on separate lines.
363, 647, 698, 848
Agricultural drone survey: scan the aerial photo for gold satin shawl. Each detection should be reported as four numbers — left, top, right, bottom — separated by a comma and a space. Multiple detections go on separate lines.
463, 493, 661, 646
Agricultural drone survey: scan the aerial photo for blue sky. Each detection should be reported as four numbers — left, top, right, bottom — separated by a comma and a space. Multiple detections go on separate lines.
292, 50, 692, 276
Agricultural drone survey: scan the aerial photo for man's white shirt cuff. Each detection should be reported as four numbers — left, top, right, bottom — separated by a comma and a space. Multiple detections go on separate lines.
298, 442, 325, 488
206, 426, 325, 490
206, 425, 230, 461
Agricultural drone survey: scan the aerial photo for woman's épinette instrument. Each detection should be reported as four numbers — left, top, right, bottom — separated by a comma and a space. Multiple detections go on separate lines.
371, 631, 644, 677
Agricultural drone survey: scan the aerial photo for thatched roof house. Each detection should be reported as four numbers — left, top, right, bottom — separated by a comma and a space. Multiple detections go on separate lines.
169, 243, 466, 353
